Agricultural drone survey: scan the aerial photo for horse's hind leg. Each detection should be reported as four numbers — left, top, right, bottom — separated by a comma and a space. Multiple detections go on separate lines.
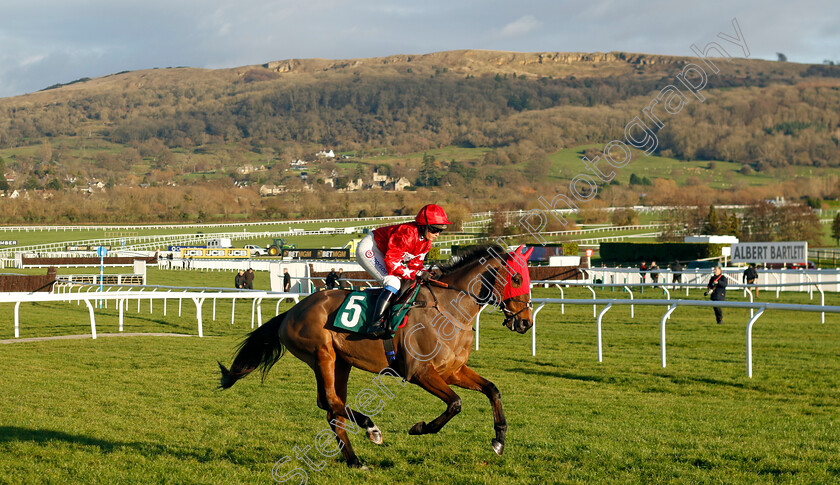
407, 366, 462, 435
449, 365, 507, 456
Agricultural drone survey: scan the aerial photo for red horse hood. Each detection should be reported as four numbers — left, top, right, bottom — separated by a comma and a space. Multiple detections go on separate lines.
503, 245, 533, 300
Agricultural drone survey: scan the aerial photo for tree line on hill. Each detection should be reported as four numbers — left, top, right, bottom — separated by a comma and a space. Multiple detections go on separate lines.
0, 58, 839, 224
2, 64, 839, 168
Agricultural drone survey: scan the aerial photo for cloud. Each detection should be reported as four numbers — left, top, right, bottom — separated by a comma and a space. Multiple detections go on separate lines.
499, 15, 541, 38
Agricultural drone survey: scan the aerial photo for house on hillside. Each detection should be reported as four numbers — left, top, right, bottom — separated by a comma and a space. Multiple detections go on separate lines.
290, 159, 308, 169
385, 177, 412, 192
259, 184, 286, 196
372, 170, 388, 184
236, 164, 266, 175
316, 149, 336, 159
344, 178, 365, 191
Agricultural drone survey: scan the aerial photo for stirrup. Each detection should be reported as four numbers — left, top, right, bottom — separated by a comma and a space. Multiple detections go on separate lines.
366, 319, 391, 338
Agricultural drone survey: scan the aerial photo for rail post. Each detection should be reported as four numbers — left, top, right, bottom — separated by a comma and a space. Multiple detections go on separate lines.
746, 306, 767, 378
660, 304, 678, 368
474, 304, 488, 351
596, 303, 613, 362
84, 298, 97, 339
192, 297, 205, 337
623, 286, 634, 319
587, 285, 596, 318
531, 302, 547, 356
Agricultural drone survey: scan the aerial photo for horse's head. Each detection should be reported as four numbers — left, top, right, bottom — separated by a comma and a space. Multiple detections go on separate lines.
500, 245, 534, 334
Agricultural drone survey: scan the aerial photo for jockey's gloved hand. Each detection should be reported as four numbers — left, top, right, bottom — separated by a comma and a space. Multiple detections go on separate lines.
416, 271, 433, 283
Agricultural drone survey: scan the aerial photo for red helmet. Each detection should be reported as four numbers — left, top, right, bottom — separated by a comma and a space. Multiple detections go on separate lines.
415, 204, 451, 226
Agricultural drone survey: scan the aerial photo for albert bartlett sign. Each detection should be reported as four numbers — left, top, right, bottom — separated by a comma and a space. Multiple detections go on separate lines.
730, 241, 807, 264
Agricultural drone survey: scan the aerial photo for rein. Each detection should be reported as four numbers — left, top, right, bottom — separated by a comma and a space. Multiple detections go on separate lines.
422, 269, 529, 325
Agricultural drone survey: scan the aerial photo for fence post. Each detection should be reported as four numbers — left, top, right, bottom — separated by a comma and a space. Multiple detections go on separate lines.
14, 301, 21, 338
596, 303, 613, 362
660, 304, 678, 368
746, 307, 766, 378
84, 298, 97, 339
192, 297, 205, 337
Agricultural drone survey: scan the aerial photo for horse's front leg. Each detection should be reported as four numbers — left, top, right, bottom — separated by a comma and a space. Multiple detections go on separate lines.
407, 365, 462, 435
448, 365, 507, 456
313, 349, 366, 468
332, 359, 383, 445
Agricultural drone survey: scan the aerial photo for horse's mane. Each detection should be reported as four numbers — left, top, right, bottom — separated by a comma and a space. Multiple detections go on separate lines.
437, 244, 505, 276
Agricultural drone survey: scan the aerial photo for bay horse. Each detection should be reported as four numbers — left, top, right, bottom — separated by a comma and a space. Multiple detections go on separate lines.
219, 244, 534, 468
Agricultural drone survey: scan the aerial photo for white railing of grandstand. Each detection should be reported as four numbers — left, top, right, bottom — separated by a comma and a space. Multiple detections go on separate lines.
526, 298, 840, 378
433, 229, 662, 247
3, 206, 835, 235
584, 267, 840, 294
6, 283, 306, 340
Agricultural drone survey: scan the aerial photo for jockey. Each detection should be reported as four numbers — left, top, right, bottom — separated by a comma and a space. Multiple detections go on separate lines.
355, 204, 450, 337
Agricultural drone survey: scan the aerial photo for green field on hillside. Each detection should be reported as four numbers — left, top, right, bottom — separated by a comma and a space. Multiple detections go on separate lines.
546, 145, 833, 189
0, 284, 838, 483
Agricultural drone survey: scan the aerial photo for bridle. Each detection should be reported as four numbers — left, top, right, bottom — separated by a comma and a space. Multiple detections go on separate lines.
425, 256, 532, 327
500, 296, 533, 326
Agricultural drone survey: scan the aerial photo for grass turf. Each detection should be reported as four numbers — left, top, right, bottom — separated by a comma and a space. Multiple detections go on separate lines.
0, 285, 838, 484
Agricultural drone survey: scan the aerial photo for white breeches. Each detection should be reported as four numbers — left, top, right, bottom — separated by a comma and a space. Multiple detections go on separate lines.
355, 233, 401, 291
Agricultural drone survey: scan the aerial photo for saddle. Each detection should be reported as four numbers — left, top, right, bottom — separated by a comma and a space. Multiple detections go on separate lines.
333, 281, 422, 336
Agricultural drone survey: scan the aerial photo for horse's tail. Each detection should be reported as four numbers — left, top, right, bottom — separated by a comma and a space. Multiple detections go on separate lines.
218, 311, 289, 389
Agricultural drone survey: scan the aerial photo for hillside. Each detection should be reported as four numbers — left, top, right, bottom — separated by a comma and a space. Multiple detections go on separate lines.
0, 49, 839, 224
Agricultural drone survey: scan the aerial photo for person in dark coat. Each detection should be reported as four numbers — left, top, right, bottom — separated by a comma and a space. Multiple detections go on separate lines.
234, 270, 245, 289
743, 263, 759, 298
325, 268, 338, 289
243, 268, 255, 289
283, 269, 291, 292
649, 261, 659, 286
670, 261, 683, 286
336, 268, 344, 289
706, 266, 727, 324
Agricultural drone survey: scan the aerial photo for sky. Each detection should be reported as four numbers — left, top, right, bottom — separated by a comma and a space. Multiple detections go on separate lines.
0, 0, 838, 98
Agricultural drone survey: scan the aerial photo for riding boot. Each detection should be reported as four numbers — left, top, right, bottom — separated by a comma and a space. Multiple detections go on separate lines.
366, 290, 396, 338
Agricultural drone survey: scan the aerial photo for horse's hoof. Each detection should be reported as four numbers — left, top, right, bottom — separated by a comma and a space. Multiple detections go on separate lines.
409, 421, 425, 435
349, 461, 370, 471
366, 425, 383, 445
491, 439, 504, 456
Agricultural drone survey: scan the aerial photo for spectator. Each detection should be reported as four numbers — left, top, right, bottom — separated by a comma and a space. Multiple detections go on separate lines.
244, 268, 255, 289
235, 270, 245, 289
649, 261, 659, 286
639, 261, 647, 284
336, 268, 344, 289
283, 268, 291, 292
706, 266, 727, 324
670, 260, 683, 287
326, 268, 338, 290
743, 263, 759, 298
